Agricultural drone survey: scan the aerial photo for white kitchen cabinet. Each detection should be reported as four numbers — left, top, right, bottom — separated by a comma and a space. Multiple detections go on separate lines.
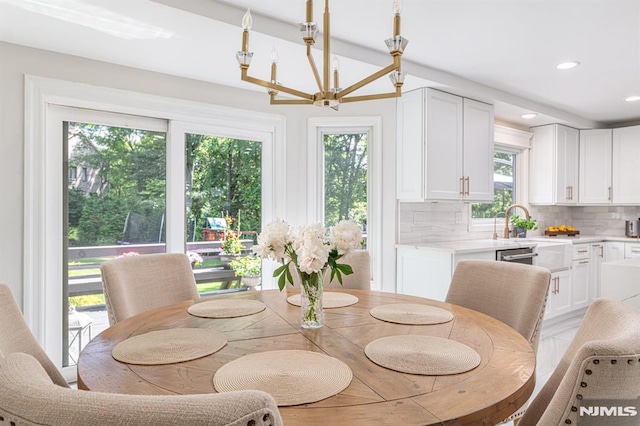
546, 269, 573, 319
579, 129, 612, 204
396, 88, 494, 202
605, 242, 625, 262
396, 246, 494, 301
529, 124, 579, 205
625, 242, 640, 258
589, 243, 605, 301
612, 125, 640, 204
571, 243, 590, 310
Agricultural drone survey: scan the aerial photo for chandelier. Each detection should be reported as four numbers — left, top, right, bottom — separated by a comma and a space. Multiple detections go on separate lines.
236, 0, 408, 108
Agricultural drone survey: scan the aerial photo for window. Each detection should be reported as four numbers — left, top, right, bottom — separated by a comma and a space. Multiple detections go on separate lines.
471, 149, 517, 219
308, 117, 382, 287
323, 132, 368, 240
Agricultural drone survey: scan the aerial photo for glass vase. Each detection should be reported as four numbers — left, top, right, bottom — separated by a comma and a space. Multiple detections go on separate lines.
297, 268, 325, 329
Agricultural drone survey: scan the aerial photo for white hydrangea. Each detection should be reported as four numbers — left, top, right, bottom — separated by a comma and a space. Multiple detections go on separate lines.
252, 219, 290, 262
297, 243, 330, 274
328, 220, 362, 254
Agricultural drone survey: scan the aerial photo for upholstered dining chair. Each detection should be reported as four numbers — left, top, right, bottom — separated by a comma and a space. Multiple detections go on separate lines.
100, 253, 201, 325
288, 250, 371, 290
0, 283, 69, 388
0, 352, 283, 426
519, 298, 640, 426
445, 260, 551, 424
445, 259, 551, 352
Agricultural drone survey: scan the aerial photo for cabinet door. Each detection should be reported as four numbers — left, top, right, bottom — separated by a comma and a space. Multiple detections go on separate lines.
546, 269, 572, 319
463, 98, 494, 202
425, 89, 463, 201
612, 126, 640, 204
396, 247, 452, 301
572, 259, 590, 309
555, 125, 579, 205
579, 129, 612, 204
605, 242, 625, 262
590, 243, 604, 301
529, 125, 555, 204
396, 90, 425, 200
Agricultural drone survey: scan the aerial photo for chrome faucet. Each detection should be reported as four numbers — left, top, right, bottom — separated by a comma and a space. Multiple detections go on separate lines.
503, 204, 531, 239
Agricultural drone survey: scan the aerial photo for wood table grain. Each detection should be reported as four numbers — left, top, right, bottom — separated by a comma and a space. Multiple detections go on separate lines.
77, 289, 535, 425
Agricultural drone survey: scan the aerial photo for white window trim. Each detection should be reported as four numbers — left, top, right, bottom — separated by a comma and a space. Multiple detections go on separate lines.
307, 116, 382, 289
24, 75, 286, 379
468, 125, 533, 233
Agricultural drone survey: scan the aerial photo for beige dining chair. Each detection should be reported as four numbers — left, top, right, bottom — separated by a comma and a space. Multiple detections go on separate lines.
0, 283, 69, 388
288, 250, 371, 290
445, 260, 551, 424
100, 253, 201, 325
445, 259, 551, 352
519, 298, 640, 426
0, 352, 283, 426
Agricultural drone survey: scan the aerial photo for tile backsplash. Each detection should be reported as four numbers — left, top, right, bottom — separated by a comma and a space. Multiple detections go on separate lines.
398, 202, 640, 243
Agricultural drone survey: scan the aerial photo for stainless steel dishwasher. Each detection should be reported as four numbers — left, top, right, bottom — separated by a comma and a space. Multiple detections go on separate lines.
496, 247, 538, 265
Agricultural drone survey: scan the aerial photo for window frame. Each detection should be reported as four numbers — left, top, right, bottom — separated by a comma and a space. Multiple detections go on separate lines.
307, 116, 382, 289
468, 125, 532, 233
24, 76, 286, 381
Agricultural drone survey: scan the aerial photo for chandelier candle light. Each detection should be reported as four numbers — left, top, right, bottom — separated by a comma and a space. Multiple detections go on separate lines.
253, 219, 362, 328
236, 0, 409, 108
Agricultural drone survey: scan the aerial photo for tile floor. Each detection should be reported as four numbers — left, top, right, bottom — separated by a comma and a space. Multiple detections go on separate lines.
79, 308, 585, 423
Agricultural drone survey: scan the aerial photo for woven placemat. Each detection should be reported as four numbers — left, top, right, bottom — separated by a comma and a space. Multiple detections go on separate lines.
187, 299, 266, 318
369, 303, 454, 325
365, 335, 480, 375
213, 350, 353, 406
287, 292, 359, 308
112, 328, 227, 365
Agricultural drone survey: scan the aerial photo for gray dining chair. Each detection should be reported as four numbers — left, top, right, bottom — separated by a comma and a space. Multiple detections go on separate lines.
519, 298, 640, 426
0, 283, 69, 388
100, 253, 201, 325
445, 259, 551, 423
0, 351, 283, 426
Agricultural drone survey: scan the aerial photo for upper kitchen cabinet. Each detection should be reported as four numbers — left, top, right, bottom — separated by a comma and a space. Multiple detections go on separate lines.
529, 124, 579, 205
579, 129, 612, 204
612, 125, 640, 205
396, 88, 494, 202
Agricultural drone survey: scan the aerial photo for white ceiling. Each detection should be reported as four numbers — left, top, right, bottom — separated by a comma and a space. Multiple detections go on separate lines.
1, 0, 639, 129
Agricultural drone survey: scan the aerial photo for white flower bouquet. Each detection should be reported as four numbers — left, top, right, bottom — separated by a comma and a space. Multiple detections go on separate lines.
252, 219, 363, 291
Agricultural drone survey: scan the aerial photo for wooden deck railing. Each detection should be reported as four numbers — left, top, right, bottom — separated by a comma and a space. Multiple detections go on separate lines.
68, 240, 254, 297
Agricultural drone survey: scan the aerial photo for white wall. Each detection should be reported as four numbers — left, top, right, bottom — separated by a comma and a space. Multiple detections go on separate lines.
0, 41, 398, 305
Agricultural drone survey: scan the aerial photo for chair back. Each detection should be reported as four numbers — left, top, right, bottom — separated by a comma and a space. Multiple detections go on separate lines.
445, 260, 551, 351
101, 253, 200, 325
0, 283, 69, 388
520, 298, 640, 426
0, 352, 283, 426
288, 250, 371, 290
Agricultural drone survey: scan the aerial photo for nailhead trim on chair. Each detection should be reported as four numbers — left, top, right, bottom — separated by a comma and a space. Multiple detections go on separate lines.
564, 355, 640, 426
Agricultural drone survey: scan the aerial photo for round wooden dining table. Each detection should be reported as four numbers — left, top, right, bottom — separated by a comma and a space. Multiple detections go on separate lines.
77, 289, 535, 425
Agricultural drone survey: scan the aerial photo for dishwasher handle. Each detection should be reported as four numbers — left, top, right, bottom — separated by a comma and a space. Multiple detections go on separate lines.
501, 253, 539, 261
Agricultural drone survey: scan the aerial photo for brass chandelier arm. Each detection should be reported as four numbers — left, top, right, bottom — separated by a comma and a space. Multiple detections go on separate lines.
241, 69, 314, 101
340, 86, 402, 104
270, 97, 315, 105
306, 44, 323, 92
335, 59, 400, 100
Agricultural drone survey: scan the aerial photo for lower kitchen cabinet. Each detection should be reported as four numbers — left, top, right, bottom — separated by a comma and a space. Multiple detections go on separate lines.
571, 257, 590, 310
396, 247, 494, 301
546, 269, 573, 319
589, 243, 605, 300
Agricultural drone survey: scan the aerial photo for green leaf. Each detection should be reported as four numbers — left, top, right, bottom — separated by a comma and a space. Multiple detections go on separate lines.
278, 273, 286, 291
336, 263, 353, 275
273, 263, 288, 277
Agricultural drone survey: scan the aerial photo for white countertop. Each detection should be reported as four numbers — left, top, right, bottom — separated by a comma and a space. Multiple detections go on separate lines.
396, 235, 639, 254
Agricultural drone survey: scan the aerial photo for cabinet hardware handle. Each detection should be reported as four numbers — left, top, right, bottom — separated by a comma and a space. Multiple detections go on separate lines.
566, 186, 570, 200
460, 176, 465, 196
464, 176, 470, 196
579, 260, 589, 264
556, 276, 560, 293
608, 186, 612, 201
570, 185, 574, 200
600, 246, 604, 257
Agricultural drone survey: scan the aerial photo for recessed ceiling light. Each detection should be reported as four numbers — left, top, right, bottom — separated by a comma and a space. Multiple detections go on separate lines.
625, 95, 640, 102
521, 113, 537, 119
556, 61, 581, 70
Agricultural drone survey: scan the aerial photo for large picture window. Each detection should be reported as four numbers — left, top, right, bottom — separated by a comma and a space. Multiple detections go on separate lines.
472, 149, 517, 220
